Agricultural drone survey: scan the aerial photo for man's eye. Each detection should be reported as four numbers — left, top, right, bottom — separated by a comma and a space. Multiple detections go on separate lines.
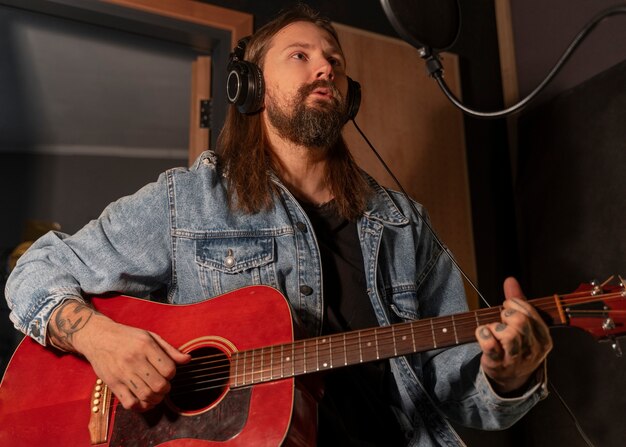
292, 52, 307, 61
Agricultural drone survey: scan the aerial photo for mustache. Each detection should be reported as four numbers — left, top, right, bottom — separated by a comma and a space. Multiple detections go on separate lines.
297, 79, 342, 104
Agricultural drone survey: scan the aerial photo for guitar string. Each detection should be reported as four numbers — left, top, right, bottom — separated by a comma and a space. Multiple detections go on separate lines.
164, 292, 625, 394
174, 291, 622, 365
172, 290, 624, 377
171, 292, 624, 382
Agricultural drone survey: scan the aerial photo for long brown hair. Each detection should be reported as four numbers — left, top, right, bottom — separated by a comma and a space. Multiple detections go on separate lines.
216, 4, 371, 221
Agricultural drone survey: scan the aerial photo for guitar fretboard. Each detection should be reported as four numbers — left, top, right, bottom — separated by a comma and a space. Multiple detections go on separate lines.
230, 306, 510, 387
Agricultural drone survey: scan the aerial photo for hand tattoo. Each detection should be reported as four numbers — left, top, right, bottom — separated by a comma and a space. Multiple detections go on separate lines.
488, 350, 504, 361
503, 308, 517, 317
480, 327, 492, 339
48, 300, 95, 352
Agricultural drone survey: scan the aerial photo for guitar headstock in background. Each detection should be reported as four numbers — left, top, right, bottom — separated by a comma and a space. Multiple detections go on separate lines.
550, 275, 626, 356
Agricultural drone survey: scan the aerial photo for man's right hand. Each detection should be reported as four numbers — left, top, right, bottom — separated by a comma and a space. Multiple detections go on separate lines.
48, 300, 191, 411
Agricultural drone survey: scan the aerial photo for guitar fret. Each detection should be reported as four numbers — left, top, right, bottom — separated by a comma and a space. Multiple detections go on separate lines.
358, 332, 363, 363
300, 343, 305, 374
410, 322, 417, 352
315, 338, 319, 371
303, 340, 312, 373
283, 345, 290, 378
430, 319, 437, 348
329, 336, 333, 368
296, 341, 303, 375
275, 346, 280, 378
260, 347, 265, 383
266, 347, 272, 381
250, 350, 254, 383
242, 351, 247, 386
320, 338, 328, 369
343, 334, 348, 366
391, 326, 398, 356
364, 330, 375, 362
266, 347, 271, 381
374, 328, 380, 360
451, 314, 459, 344
280, 345, 285, 378
268, 346, 274, 380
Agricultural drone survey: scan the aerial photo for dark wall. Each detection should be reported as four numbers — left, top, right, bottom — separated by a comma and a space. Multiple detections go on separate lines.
513, 56, 626, 447
511, 0, 626, 102
507, 5, 626, 444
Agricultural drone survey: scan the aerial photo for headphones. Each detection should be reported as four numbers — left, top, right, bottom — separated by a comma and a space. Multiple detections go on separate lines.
226, 37, 361, 121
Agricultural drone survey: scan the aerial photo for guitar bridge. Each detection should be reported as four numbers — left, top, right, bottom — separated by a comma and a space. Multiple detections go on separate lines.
88, 378, 112, 445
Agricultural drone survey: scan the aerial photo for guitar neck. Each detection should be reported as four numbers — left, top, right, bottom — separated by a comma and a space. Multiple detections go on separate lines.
230, 296, 565, 387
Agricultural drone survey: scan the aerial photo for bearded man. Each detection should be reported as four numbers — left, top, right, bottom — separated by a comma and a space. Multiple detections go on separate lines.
6, 5, 551, 446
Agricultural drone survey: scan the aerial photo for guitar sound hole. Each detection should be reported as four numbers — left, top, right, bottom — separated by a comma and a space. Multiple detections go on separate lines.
168, 346, 230, 413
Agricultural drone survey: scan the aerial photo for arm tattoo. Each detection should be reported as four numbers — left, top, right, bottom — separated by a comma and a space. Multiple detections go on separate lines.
48, 300, 95, 352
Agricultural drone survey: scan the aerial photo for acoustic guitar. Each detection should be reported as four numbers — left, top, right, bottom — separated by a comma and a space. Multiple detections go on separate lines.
1, 280, 624, 446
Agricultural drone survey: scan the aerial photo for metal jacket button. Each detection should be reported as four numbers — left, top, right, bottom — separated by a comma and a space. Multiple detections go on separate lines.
300, 285, 314, 296
225, 249, 235, 267
295, 222, 307, 233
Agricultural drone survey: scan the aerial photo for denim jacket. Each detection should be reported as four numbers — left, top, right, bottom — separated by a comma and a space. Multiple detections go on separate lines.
6, 151, 546, 446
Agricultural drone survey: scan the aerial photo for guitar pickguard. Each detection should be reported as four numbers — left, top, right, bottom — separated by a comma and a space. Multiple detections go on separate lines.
109, 387, 252, 446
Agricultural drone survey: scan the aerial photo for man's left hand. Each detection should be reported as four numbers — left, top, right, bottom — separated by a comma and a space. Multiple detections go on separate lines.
475, 277, 553, 395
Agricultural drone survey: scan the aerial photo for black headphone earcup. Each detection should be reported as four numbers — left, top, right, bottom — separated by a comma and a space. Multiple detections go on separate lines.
226, 60, 265, 114
346, 77, 361, 121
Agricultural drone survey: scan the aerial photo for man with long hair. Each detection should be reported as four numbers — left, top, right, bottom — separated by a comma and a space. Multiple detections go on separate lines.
6, 5, 551, 446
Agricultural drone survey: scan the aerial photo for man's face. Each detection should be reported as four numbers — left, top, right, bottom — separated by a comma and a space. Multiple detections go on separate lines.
262, 21, 349, 148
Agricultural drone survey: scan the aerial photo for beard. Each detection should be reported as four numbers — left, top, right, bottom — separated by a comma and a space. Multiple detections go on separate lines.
266, 80, 347, 149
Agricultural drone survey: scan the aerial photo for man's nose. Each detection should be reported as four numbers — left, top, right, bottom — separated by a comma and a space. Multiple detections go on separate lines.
315, 59, 334, 81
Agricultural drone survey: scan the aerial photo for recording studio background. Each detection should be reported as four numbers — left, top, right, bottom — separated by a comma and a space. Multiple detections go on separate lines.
1, 1, 625, 445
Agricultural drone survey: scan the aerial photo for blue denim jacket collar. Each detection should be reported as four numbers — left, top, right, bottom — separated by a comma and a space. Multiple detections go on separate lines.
362, 175, 410, 226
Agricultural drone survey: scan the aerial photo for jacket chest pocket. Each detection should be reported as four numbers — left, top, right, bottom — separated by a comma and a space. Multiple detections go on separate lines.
195, 237, 277, 298
387, 288, 420, 322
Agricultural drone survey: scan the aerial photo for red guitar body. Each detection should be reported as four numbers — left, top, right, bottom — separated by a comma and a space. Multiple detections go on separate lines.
0, 286, 312, 447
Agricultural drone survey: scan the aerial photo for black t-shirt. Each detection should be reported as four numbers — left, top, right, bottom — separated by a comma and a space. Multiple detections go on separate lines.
299, 200, 407, 447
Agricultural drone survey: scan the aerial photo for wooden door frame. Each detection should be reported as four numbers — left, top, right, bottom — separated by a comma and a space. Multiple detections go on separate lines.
0, 0, 253, 163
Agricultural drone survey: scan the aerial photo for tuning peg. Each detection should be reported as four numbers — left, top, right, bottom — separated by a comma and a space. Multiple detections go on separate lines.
610, 337, 623, 357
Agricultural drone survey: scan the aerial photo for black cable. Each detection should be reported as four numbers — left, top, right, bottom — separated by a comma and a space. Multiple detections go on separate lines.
425, 3, 626, 118
350, 118, 491, 307
548, 381, 596, 447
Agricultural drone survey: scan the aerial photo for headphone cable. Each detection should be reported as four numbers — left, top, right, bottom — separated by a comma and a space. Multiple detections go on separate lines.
350, 118, 490, 307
